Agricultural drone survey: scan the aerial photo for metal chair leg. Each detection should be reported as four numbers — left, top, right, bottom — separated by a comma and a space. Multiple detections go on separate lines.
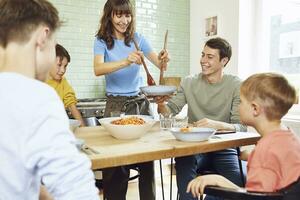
170, 157, 174, 200
159, 159, 166, 200
236, 147, 245, 186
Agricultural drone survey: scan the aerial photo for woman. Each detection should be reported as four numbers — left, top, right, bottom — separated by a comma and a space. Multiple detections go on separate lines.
93, 0, 169, 199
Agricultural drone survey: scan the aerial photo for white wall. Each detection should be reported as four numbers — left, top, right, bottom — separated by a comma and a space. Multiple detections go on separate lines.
190, 0, 239, 75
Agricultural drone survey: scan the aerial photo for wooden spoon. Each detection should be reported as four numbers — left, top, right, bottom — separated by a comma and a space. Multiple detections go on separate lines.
159, 30, 168, 85
133, 39, 156, 86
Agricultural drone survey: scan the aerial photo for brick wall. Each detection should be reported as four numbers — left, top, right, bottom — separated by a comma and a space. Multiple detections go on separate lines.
49, 0, 189, 98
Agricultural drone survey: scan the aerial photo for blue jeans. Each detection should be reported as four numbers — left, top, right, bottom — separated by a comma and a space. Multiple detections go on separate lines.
175, 148, 244, 200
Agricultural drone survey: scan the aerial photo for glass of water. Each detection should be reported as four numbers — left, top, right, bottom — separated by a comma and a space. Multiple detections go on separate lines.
159, 113, 174, 130
172, 116, 189, 128
110, 111, 125, 117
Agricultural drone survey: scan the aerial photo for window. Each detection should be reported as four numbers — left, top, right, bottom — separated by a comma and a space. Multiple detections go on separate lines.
239, 0, 300, 106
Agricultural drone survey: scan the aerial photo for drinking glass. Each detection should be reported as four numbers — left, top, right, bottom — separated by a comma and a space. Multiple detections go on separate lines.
159, 113, 174, 130
110, 111, 125, 117
172, 116, 189, 128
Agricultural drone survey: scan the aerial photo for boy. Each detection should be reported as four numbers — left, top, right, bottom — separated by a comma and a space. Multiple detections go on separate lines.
47, 44, 85, 126
0, 0, 99, 199
187, 73, 300, 197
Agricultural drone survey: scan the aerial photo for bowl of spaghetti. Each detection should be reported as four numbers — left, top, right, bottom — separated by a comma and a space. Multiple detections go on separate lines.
98, 115, 156, 140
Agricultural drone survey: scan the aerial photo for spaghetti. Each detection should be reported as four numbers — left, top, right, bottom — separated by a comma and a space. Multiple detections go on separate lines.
111, 116, 146, 125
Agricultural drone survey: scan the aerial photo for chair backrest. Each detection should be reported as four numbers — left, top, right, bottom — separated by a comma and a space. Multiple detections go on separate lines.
204, 186, 283, 200
204, 178, 300, 200
282, 178, 300, 200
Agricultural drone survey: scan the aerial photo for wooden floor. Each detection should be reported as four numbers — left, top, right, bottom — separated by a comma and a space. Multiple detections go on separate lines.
98, 159, 179, 200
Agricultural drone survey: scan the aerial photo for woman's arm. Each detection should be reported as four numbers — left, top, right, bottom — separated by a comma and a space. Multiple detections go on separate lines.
93, 51, 144, 76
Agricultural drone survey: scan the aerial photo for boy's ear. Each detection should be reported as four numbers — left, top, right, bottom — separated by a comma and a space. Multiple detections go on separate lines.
251, 101, 261, 117
36, 26, 50, 50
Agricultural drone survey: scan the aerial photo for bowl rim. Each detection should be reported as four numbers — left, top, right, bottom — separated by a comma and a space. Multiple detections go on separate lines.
170, 127, 216, 134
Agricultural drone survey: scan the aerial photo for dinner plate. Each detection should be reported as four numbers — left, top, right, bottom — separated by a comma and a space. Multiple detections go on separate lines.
170, 127, 216, 142
140, 85, 177, 96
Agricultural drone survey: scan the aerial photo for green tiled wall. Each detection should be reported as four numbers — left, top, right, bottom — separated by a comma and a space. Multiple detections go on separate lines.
49, 0, 189, 98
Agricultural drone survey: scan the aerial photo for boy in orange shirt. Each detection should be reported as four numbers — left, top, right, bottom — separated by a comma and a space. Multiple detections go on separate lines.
187, 73, 300, 197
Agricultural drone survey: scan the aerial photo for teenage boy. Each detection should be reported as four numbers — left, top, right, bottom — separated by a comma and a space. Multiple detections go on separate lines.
0, 0, 99, 199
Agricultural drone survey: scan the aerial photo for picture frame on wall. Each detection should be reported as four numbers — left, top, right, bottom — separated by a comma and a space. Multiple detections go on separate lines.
205, 16, 218, 37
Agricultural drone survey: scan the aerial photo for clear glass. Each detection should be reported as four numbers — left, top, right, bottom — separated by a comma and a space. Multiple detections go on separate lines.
159, 113, 174, 130
172, 116, 188, 128
110, 111, 125, 117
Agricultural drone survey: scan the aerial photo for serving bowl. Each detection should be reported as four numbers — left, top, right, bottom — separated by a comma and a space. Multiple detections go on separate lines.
69, 119, 81, 132
170, 127, 216, 142
98, 115, 156, 140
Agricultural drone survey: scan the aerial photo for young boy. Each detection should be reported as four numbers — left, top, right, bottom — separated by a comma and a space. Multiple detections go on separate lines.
47, 44, 85, 126
0, 0, 98, 199
187, 73, 300, 197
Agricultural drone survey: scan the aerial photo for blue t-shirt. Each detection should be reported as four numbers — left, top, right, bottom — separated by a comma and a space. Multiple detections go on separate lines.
94, 32, 152, 96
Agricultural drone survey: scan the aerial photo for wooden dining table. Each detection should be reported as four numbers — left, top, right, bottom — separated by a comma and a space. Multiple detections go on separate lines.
74, 122, 260, 170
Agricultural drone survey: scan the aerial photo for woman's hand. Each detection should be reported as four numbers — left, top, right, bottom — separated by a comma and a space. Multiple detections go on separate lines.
158, 49, 170, 70
127, 51, 144, 65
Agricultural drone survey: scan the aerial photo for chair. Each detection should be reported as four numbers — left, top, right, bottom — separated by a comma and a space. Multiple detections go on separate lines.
204, 178, 300, 200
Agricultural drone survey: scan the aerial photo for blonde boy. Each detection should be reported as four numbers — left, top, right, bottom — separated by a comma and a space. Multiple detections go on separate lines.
187, 73, 300, 197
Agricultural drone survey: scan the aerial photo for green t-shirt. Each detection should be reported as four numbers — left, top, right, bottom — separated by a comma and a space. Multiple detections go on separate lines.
167, 73, 246, 132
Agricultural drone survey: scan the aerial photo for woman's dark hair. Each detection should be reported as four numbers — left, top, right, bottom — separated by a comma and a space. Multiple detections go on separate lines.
205, 37, 232, 66
56, 44, 70, 63
95, 0, 135, 49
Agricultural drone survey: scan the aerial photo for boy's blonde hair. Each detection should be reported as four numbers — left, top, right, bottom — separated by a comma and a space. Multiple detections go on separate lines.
241, 73, 296, 121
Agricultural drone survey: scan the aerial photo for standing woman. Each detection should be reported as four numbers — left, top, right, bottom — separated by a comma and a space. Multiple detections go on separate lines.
93, 0, 169, 200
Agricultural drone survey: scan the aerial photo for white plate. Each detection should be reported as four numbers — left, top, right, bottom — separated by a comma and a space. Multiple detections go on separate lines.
140, 85, 177, 96
170, 127, 216, 142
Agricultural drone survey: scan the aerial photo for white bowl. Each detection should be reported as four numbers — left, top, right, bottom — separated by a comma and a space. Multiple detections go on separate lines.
69, 119, 81, 132
98, 115, 156, 140
170, 127, 216, 142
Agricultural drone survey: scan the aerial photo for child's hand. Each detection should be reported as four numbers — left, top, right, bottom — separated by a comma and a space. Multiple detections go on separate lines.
186, 175, 219, 198
186, 174, 239, 198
